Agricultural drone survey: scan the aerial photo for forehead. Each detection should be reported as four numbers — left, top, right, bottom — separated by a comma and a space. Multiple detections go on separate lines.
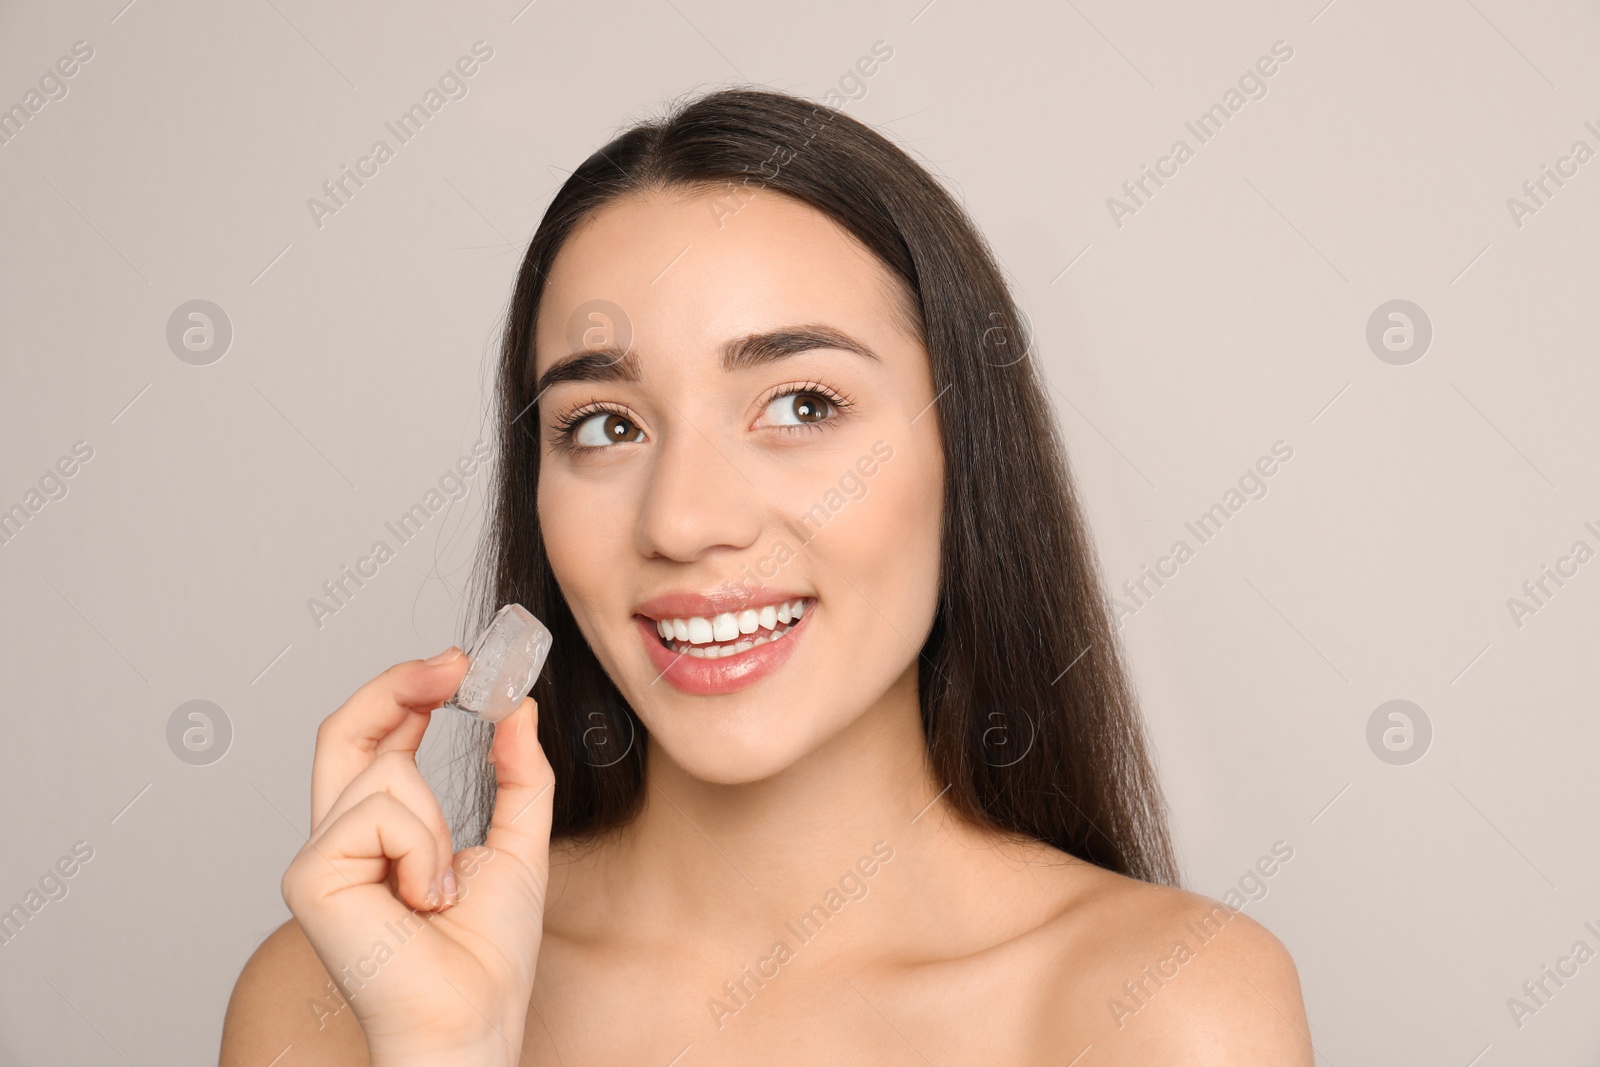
533, 186, 915, 376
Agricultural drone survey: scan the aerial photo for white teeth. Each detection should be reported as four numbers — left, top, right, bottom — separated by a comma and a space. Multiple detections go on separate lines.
651, 598, 812, 655
679, 630, 784, 658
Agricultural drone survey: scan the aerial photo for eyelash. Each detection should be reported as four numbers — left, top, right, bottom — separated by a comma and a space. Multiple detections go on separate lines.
759, 380, 856, 430
548, 381, 855, 453
550, 401, 631, 448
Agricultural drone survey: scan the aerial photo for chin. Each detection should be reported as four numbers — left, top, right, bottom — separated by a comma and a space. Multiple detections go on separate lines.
631, 690, 836, 786
625, 659, 866, 789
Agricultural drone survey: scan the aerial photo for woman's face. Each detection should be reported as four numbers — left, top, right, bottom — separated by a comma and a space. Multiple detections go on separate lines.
533, 186, 943, 785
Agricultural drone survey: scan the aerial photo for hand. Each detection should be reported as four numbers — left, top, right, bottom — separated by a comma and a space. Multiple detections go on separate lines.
280, 648, 554, 1066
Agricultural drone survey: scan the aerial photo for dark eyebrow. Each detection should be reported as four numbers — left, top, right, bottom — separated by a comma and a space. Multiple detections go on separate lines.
533, 349, 642, 400
533, 324, 879, 401
722, 324, 881, 373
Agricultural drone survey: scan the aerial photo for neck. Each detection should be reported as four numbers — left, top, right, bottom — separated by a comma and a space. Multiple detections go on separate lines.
546, 665, 1025, 958
644, 664, 934, 883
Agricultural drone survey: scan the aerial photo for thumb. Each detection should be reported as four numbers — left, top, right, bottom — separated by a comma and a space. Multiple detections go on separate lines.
473, 697, 555, 910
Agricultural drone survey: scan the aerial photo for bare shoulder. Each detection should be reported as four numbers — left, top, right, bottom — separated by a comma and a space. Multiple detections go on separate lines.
1029, 859, 1313, 1065
219, 917, 368, 1066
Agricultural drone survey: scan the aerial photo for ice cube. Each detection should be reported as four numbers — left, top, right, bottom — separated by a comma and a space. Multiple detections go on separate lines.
444, 603, 552, 724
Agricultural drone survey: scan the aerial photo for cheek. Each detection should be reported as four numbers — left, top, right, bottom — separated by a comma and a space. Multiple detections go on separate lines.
538, 470, 626, 625
808, 437, 942, 641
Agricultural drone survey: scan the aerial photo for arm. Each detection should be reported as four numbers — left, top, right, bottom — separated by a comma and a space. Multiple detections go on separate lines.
220, 917, 368, 1065
1130, 905, 1315, 1065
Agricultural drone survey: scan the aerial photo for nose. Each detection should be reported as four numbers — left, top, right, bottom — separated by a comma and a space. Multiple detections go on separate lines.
635, 415, 764, 563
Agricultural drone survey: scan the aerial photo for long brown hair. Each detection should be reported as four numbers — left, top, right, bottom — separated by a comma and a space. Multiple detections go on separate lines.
456, 86, 1178, 886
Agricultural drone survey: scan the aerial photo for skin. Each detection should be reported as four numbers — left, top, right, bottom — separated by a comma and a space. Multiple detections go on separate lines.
221, 186, 1313, 1065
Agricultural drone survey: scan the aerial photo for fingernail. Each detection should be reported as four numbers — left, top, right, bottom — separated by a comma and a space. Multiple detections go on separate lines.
442, 867, 458, 903
425, 878, 441, 909
425, 646, 462, 665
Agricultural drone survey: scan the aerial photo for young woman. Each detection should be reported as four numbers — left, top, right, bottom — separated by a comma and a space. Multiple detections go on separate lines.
222, 87, 1311, 1065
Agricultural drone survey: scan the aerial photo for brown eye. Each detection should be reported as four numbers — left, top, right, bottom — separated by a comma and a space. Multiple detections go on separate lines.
764, 391, 835, 427
794, 394, 831, 422
572, 411, 644, 448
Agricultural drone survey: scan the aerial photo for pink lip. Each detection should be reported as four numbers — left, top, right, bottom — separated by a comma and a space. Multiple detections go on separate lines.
634, 585, 811, 621
635, 605, 812, 696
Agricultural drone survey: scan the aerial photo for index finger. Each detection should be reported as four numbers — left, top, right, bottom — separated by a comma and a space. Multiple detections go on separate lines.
310, 648, 469, 829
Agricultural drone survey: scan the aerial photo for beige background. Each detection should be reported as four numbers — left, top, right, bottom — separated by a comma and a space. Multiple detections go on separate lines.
2, 0, 1598, 1063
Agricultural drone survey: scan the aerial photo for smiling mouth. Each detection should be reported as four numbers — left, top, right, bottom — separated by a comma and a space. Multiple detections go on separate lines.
648, 598, 812, 659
